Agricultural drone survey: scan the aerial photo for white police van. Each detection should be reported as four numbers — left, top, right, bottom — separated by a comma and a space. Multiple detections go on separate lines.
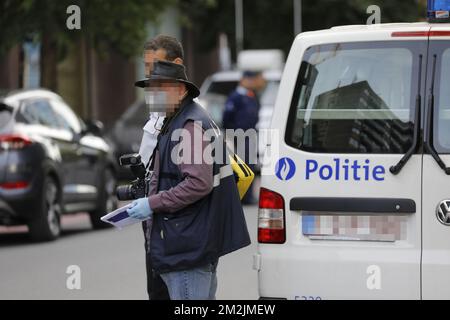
256, 4, 450, 300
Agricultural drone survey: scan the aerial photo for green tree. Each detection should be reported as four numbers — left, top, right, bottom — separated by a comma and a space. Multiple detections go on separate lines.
0, 0, 172, 90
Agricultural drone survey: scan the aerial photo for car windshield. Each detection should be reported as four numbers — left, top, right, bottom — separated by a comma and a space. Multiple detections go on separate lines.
205, 80, 238, 96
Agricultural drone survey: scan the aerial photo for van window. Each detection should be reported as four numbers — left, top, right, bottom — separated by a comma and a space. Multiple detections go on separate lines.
435, 48, 450, 153
286, 42, 419, 154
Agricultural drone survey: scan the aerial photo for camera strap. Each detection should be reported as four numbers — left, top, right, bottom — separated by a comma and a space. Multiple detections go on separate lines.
145, 129, 164, 178
145, 146, 157, 175
145, 115, 173, 175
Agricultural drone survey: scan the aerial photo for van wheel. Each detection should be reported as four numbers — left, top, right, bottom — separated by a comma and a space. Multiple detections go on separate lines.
89, 169, 117, 229
28, 176, 62, 242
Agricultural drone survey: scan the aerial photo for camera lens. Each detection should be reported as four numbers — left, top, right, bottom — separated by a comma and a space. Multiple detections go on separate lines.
116, 185, 134, 201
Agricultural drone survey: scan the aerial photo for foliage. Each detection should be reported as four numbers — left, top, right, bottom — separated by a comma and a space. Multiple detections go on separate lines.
178, 0, 424, 57
0, 0, 173, 59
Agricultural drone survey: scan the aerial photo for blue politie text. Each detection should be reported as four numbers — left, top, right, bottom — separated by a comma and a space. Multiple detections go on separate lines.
305, 159, 385, 181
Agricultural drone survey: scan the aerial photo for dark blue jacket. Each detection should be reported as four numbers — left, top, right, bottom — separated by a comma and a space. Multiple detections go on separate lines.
222, 86, 260, 131
150, 98, 251, 274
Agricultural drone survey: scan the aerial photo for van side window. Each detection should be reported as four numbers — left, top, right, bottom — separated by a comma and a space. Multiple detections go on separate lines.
286, 42, 418, 154
435, 48, 450, 153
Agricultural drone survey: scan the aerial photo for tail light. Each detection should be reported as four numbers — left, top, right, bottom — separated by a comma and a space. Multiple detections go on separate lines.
0, 134, 32, 150
258, 188, 286, 244
391, 31, 450, 38
0, 181, 29, 190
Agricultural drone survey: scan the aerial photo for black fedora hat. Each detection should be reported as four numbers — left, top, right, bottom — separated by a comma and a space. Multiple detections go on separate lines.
135, 60, 200, 98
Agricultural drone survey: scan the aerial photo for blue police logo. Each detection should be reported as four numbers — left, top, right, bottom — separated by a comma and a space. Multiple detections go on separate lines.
275, 157, 296, 181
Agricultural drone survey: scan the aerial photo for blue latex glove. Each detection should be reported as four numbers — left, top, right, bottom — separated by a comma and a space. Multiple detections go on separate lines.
126, 197, 153, 220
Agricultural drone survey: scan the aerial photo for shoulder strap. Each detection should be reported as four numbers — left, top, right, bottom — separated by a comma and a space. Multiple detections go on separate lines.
145, 134, 162, 177
145, 116, 171, 174
145, 146, 157, 172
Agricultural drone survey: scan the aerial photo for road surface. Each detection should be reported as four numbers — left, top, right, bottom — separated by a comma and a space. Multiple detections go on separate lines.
0, 205, 259, 300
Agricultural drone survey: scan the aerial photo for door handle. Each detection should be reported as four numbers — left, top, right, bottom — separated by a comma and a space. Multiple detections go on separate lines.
290, 197, 416, 214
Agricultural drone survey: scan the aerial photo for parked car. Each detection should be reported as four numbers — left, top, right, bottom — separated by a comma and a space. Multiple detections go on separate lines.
198, 70, 242, 126
0, 89, 118, 241
198, 69, 282, 169
199, 70, 281, 127
199, 49, 284, 130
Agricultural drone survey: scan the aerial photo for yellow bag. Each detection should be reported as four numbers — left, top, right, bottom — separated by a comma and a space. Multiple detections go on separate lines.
229, 153, 255, 200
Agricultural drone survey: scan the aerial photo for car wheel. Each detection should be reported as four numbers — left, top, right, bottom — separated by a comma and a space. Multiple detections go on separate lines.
28, 176, 62, 242
89, 168, 117, 229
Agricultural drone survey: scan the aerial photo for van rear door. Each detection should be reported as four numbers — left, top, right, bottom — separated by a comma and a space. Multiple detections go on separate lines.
261, 33, 428, 299
422, 27, 450, 299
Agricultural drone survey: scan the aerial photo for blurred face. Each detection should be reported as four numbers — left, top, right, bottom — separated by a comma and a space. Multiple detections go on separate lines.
145, 81, 187, 116
240, 73, 266, 92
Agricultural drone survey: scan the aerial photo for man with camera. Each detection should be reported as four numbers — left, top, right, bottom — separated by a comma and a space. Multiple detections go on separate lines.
120, 35, 185, 300
126, 60, 251, 300
138, 35, 184, 169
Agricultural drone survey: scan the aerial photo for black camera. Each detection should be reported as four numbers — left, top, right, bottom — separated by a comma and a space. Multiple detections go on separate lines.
116, 154, 149, 201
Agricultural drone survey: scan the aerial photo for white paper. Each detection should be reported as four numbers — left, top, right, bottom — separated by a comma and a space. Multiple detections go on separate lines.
101, 204, 149, 229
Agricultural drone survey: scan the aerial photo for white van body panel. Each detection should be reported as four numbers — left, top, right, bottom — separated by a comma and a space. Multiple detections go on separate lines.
258, 23, 449, 300
421, 24, 450, 300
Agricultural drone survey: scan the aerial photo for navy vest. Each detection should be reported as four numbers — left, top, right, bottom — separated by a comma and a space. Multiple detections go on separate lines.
150, 98, 251, 273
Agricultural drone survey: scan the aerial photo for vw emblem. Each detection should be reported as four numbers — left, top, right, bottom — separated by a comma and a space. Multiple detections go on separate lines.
437, 200, 450, 226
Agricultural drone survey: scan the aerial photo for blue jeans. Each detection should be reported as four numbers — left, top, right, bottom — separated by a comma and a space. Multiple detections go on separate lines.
160, 260, 218, 300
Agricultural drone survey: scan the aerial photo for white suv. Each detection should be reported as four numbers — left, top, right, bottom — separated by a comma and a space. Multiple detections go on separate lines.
199, 70, 281, 169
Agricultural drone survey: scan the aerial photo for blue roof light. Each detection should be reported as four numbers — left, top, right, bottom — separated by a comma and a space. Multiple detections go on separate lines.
428, 0, 450, 22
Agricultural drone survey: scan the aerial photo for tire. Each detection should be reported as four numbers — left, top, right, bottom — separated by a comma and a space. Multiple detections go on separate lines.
89, 168, 118, 229
28, 176, 62, 242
